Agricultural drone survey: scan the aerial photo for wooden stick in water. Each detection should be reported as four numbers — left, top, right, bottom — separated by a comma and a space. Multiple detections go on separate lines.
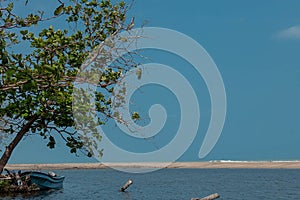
120, 179, 133, 192
191, 193, 220, 200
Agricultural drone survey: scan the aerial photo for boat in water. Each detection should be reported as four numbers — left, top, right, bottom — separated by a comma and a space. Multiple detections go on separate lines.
21, 171, 65, 190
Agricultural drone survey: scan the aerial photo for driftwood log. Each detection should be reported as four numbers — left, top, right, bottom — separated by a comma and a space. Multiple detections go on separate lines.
120, 179, 133, 192
191, 193, 220, 200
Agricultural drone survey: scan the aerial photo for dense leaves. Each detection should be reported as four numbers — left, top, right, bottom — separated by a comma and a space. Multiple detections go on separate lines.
0, 0, 134, 160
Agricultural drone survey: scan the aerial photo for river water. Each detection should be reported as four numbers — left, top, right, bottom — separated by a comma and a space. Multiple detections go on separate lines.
2, 168, 300, 199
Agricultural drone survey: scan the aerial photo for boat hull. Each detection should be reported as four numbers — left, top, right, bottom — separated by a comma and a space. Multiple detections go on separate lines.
22, 171, 64, 190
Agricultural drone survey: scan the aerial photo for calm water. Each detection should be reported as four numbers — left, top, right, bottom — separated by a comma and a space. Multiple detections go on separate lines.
2, 168, 300, 199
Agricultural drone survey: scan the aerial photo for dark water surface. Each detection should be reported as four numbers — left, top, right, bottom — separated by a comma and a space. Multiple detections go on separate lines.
2, 168, 300, 199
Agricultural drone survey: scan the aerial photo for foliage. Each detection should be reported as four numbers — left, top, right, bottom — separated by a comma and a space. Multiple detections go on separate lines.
0, 179, 9, 188
131, 111, 140, 120
0, 0, 135, 158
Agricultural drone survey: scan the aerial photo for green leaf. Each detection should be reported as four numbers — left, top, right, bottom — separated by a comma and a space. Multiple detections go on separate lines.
131, 112, 140, 120
54, 4, 64, 16
6, 69, 15, 77
119, 1, 125, 7
20, 30, 28, 35
70, 148, 76, 153
21, 113, 29, 118
7, 2, 14, 12
136, 68, 142, 80
43, 65, 56, 73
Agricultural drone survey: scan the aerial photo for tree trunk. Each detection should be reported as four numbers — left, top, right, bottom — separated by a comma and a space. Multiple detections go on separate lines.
0, 115, 38, 174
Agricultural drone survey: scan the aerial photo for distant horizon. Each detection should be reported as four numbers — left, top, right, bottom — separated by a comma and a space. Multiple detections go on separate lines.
8, 159, 300, 165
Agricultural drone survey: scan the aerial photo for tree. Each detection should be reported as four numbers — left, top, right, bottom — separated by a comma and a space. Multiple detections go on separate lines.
0, 0, 136, 174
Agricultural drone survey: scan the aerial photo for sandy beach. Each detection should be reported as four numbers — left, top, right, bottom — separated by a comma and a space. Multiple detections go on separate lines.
5, 161, 300, 171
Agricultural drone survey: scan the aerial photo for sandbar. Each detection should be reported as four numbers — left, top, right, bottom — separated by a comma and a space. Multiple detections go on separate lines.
5, 161, 300, 171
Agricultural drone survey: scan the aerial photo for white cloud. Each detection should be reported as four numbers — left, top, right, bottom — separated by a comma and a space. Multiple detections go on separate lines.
276, 25, 300, 39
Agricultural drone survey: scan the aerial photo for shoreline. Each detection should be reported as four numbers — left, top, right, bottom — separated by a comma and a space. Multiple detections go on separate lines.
5, 161, 300, 170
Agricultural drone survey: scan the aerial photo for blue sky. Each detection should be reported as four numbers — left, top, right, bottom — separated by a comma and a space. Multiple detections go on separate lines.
8, 0, 300, 163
